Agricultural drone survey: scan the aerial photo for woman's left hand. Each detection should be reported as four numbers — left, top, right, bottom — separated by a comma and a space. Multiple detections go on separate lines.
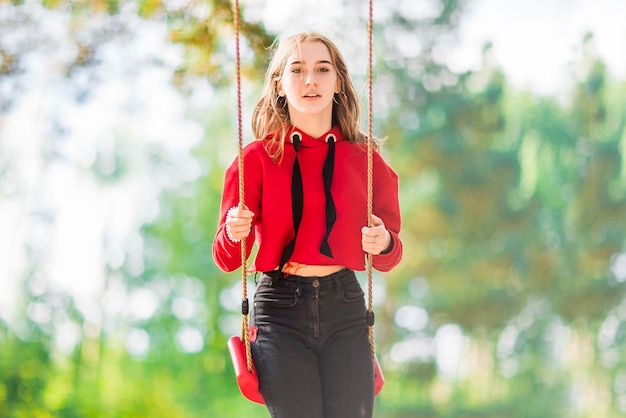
361, 214, 391, 255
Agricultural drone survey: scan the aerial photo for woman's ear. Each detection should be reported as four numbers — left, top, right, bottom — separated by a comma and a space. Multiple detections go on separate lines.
276, 80, 284, 97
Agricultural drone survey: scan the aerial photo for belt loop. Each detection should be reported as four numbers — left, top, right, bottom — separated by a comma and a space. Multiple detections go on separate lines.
295, 277, 303, 296
333, 276, 341, 292
253, 272, 260, 285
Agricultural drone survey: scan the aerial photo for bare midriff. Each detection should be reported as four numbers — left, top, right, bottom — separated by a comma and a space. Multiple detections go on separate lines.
280, 262, 346, 277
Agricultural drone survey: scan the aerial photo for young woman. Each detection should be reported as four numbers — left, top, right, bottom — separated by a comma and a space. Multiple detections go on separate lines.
213, 32, 402, 418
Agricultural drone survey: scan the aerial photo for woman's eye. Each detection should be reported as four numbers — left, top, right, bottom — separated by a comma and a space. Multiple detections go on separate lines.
291, 68, 302, 74
318, 67, 330, 72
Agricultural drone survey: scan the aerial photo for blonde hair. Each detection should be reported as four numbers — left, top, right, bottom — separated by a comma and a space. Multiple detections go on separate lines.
251, 32, 378, 161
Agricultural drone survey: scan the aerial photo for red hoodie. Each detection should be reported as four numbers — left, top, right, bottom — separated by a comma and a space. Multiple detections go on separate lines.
212, 126, 402, 273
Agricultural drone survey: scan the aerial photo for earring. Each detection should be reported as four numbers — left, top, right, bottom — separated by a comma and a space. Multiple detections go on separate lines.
276, 94, 287, 108
333, 92, 340, 105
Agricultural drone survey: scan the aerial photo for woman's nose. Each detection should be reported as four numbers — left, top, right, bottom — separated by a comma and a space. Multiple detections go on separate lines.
305, 74, 318, 86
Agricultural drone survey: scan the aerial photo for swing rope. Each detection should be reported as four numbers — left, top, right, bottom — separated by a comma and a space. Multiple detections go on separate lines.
232, 0, 377, 372
232, 0, 253, 375
366, 0, 376, 362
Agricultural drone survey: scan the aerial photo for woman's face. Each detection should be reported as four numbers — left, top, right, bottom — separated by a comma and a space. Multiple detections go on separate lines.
278, 40, 340, 128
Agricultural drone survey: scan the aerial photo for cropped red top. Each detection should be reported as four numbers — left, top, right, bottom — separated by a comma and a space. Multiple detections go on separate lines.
212, 126, 403, 273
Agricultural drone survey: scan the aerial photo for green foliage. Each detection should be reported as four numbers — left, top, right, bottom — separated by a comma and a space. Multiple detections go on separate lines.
377, 26, 626, 417
0, 332, 52, 417
6, 0, 274, 87
165, 0, 275, 87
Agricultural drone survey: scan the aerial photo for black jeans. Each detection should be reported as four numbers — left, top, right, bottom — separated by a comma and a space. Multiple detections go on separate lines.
250, 268, 374, 418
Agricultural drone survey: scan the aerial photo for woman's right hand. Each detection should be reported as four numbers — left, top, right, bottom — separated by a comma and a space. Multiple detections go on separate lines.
225, 205, 255, 242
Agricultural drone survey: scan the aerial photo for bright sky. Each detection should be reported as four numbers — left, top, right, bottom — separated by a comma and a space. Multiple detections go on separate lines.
452, 0, 626, 95
251, 0, 626, 97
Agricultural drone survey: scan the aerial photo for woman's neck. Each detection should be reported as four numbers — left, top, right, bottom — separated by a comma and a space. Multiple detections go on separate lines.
289, 114, 332, 139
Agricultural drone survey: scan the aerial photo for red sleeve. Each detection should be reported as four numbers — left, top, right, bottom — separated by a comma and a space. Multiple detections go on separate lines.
371, 153, 403, 272
212, 145, 263, 272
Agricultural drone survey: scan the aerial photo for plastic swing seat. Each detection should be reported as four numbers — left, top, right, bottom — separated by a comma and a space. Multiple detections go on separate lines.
228, 334, 385, 405
227, 334, 264, 404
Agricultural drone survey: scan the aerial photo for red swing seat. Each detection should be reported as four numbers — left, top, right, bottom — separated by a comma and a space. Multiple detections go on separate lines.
228, 335, 264, 404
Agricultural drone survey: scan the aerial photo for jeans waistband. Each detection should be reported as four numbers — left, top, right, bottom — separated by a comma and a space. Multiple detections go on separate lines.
261, 268, 354, 289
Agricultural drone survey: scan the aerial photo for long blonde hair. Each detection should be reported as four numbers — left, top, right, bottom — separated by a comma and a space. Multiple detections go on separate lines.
251, 32, 378, 161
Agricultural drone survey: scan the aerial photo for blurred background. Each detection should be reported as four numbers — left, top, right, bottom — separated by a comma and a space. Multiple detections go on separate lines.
1, 0, 625, 416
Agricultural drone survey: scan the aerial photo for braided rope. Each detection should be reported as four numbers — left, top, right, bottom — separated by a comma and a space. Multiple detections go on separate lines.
366, 0, 376, 361
233, 0, 252, 374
